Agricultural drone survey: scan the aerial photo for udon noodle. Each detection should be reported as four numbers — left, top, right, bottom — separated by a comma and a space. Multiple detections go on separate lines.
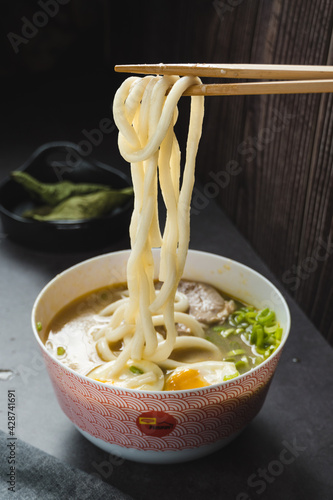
45, 74, 283, 390
88, 75, 210, 382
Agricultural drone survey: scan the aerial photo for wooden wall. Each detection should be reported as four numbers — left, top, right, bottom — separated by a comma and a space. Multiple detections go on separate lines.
108, 0, 333, 344
190, 0, 333, 344
2, 0, 333, 344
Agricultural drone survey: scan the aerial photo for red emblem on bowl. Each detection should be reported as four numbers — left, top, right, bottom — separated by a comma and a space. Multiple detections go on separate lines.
136, 411, 177, 437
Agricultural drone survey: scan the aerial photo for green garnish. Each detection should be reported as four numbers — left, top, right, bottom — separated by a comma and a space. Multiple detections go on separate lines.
212, 325, 225, 332
235, 356, 249, 371
223, 372, 239, 382
256, 308, 275, 325
211, 325, 236, 337
36, 321, 42, 332
222, 328, 235, 337
11, 170, 133, 221
11, 171, 113, 206
57, 346, 66, 356
235, 327, 245, 335
129, 365, 144, 375
229, 306, 282, 359
227, 348, 245, 357
22, 187, 133, 221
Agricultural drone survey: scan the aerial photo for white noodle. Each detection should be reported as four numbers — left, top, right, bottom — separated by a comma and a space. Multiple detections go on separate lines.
89, 75, 205, 382
99, 298, 129, 316
96, 337, 117, 361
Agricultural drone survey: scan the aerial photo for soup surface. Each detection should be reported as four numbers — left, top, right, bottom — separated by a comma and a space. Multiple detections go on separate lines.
44, 280, 282, 391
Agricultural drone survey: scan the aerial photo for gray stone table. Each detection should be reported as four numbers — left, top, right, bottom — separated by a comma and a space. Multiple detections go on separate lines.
1, 185, 333, 500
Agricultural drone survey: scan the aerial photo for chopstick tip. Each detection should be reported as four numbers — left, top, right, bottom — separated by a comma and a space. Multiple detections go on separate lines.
114, 63, 166, 75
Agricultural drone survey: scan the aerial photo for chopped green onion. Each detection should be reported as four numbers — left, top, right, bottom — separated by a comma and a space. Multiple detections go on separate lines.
245, 311, 257, 324
235, 356, 249, 371
234, 312, 246, 324
57, 346, 65, 356
256, 308, 275, 325
264, 336, 275, 346
252, 324, 264, 348
36, 321, 42, 332
129, 365, 144, 375
220, 304, 282, 364
221, 328, 235, 337
227, 348, 245, 357
264, 322, 279, 334
250, 328, 257, 344
275, 328, 283, 341
235, 327, 244, 335
242, 331, 251, 342
212, 325, 225, 332
223, 372, 239, 381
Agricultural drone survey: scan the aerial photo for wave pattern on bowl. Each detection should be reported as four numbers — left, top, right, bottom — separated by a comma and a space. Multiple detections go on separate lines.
43, 350, 280, 452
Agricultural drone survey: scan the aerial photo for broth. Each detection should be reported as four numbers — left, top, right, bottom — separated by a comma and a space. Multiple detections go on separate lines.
44, 280, 282, 390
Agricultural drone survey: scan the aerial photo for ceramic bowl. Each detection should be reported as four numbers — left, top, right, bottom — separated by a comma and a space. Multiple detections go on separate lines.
0, 142, 133, 251
32, 249, 290, 463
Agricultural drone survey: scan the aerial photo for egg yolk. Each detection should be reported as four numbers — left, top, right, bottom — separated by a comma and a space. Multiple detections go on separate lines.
164, 368, 209, 391
94, 378, 115, 384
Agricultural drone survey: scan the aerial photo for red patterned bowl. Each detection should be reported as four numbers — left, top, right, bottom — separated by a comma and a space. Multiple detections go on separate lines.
32, 249, 290, 463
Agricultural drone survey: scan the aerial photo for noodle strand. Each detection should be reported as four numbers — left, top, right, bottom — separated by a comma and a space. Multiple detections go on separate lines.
89, 75, 205, 381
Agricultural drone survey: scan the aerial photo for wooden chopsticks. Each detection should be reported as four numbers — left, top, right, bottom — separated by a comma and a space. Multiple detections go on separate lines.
115, 63, 333, 80
181, 80, 333, 96
114, 63, 333, 96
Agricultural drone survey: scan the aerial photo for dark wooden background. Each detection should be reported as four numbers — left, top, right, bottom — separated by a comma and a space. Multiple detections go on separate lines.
2, 0, 333, 344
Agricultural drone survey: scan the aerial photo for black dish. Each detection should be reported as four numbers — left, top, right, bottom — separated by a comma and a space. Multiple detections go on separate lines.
0, 142, 133, 251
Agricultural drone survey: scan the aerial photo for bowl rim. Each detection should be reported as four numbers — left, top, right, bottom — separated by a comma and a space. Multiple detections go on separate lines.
31, 248, 291, 395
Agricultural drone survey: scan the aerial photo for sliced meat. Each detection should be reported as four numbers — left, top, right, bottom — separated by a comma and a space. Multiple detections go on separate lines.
177, 279, 236, 325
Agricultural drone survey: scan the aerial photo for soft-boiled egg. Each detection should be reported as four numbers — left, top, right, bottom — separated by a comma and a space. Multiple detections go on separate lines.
90, 359, 165, 391
164, 361, 239, 391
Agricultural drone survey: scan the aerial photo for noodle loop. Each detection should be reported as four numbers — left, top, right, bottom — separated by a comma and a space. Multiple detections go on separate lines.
89, 75, 205, 381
